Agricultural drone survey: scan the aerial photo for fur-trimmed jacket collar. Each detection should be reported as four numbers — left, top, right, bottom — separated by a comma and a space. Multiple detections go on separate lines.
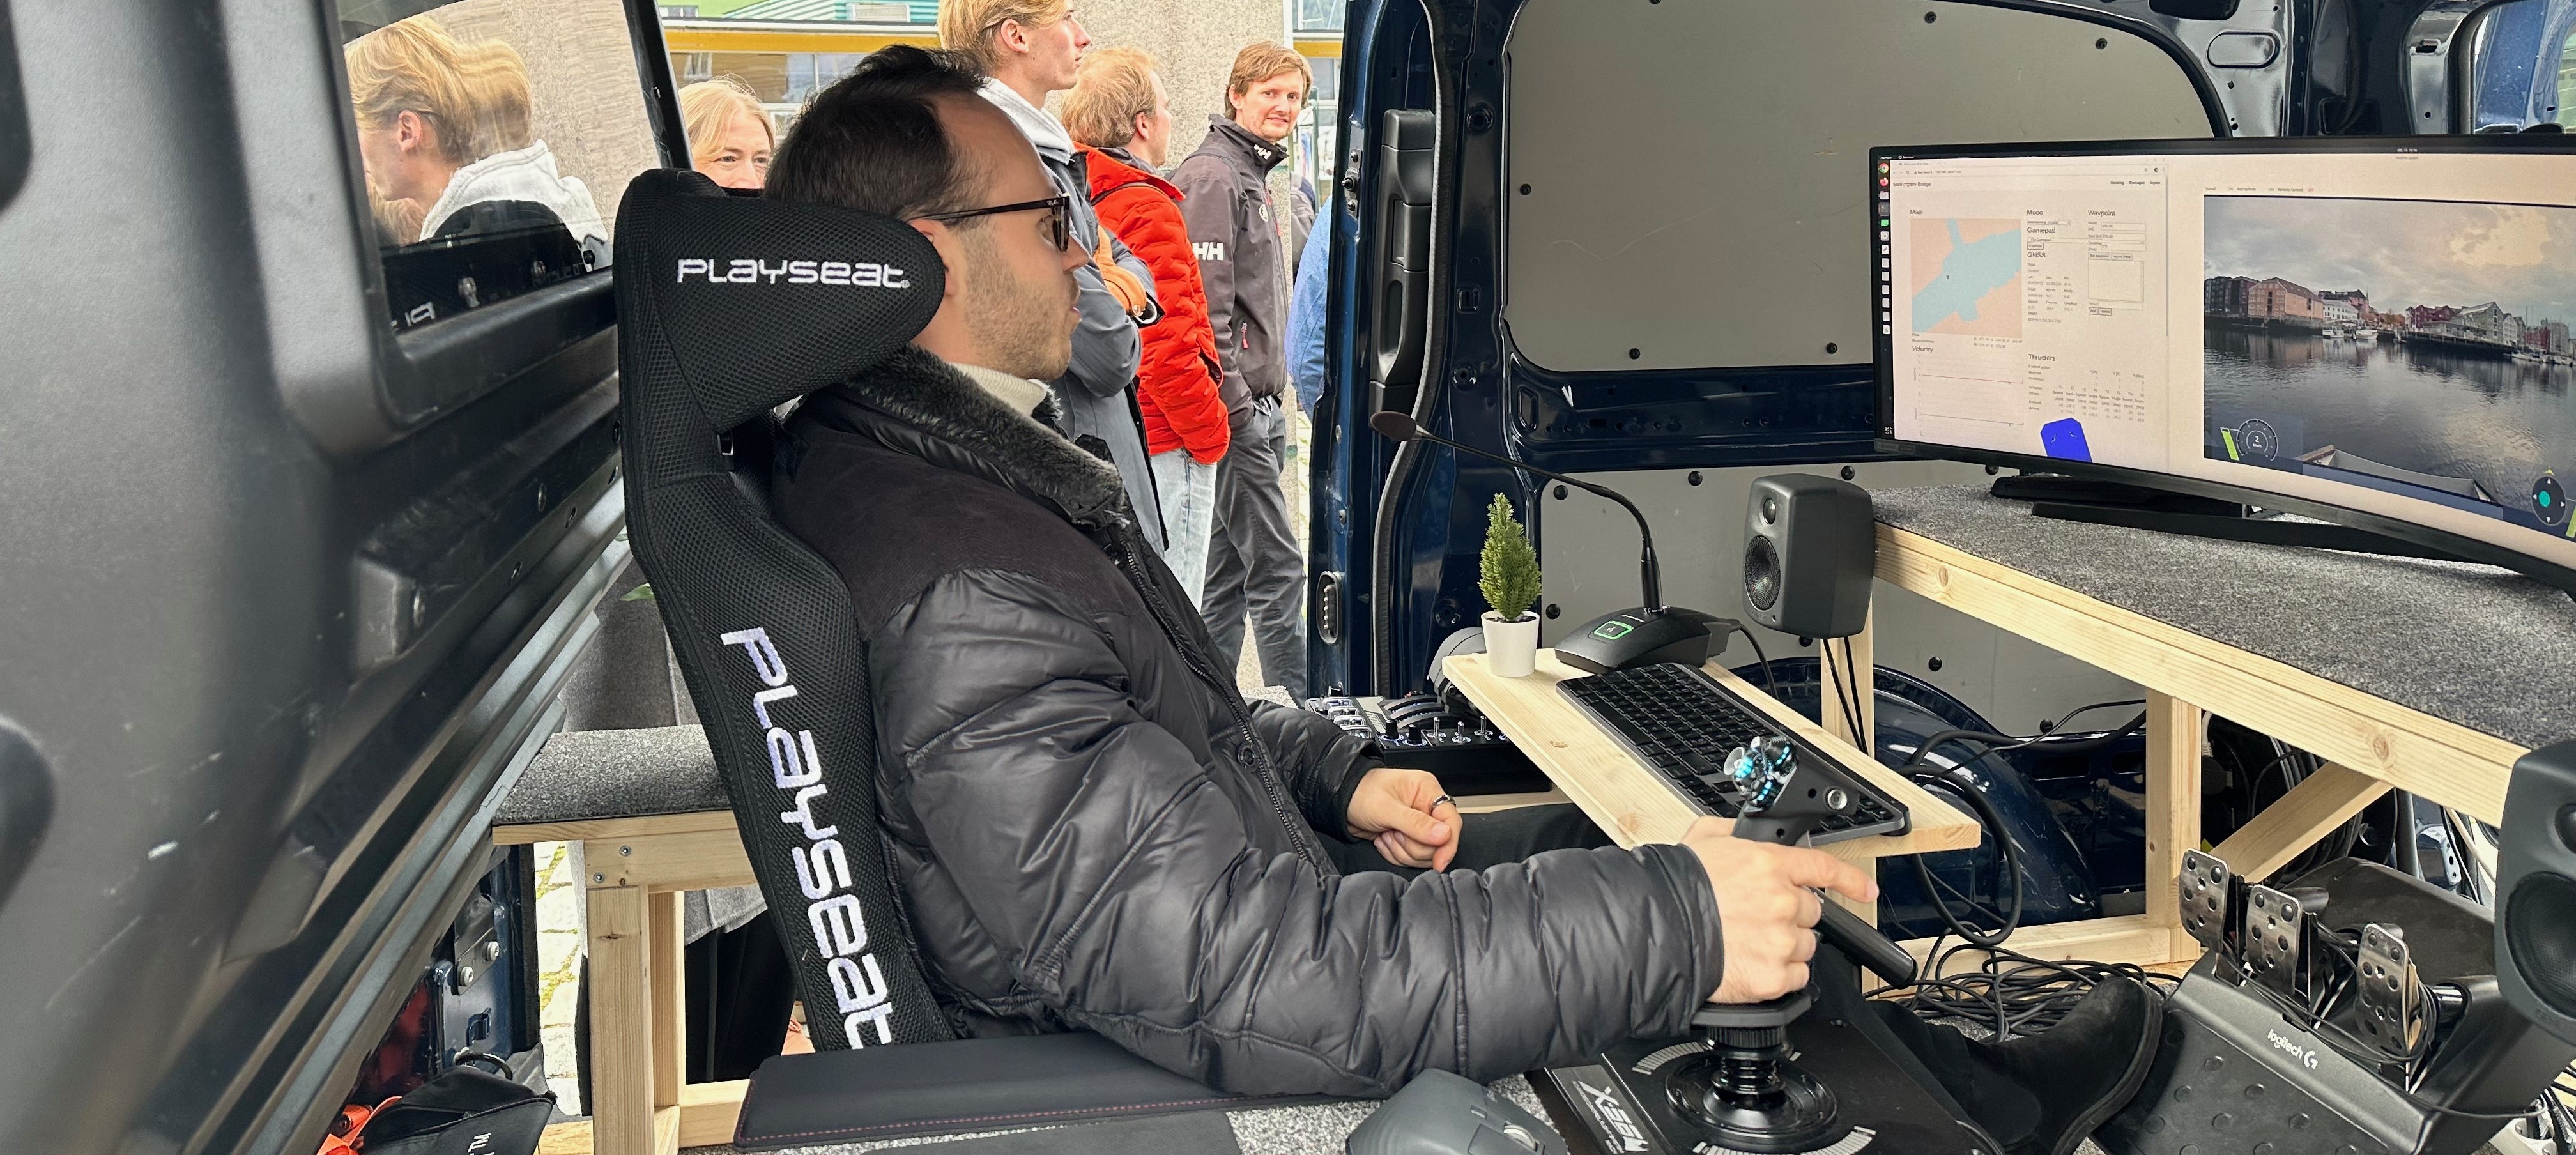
797, 346, 1133, 533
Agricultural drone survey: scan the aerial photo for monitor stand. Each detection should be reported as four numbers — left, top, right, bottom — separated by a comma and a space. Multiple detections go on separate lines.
1993, 475, 2473, 563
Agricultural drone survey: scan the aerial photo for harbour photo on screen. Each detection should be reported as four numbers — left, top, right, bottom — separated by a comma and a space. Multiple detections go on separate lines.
2201, 194, 2576, 534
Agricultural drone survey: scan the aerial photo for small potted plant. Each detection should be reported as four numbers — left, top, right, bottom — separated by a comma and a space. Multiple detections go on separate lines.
1480, 493, 1543, 677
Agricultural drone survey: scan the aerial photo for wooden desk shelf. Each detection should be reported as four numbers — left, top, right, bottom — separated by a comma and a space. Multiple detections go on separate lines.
1443, 650, 1981, 923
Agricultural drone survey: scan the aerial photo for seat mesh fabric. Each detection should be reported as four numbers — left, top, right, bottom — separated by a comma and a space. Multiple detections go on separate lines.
613, 169, 952, 1048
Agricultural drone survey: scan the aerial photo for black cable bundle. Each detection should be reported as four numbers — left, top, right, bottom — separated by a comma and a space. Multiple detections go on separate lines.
1887, 700, 2147, 947
1882, 938, 2182, 1043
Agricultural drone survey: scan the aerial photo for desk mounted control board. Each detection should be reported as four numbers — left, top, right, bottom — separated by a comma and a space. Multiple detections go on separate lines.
1558, 662, 1909, 845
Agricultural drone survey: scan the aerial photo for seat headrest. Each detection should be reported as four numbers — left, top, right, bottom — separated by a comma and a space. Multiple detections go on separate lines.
614, 169, 947, 430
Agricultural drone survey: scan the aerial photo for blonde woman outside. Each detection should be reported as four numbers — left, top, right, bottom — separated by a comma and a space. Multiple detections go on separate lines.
346, 15, 607, 263
678, 76, 774, 190
1063, 48, 1232, 605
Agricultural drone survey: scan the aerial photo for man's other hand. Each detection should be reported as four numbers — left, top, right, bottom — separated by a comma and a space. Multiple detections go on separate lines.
1679, 817, 1878, 1004
1344, 765, 1459, 870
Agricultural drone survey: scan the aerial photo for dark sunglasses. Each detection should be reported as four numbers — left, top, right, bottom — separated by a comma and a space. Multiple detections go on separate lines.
910, 195, 1073, 252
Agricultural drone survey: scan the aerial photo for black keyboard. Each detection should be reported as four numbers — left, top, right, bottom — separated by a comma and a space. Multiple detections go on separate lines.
1558, 662, 1909, 845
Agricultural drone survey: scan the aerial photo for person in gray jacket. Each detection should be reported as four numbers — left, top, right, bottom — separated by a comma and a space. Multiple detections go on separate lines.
942, 0, 1165, 551
1176, 42, 1310, 698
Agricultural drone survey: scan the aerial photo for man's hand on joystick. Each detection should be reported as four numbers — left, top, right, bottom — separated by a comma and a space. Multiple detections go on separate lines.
1679, 816, 1880, 1002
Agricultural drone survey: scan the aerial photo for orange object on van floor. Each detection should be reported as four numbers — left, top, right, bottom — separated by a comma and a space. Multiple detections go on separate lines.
318, 1098, 402, 1154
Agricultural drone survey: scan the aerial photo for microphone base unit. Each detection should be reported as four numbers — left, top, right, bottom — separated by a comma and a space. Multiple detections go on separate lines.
1556, 606, 1727, 675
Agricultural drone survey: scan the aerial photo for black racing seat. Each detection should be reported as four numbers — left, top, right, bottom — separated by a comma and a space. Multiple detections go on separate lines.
611, 171, 1324, 1145
615, 167, 953, 1052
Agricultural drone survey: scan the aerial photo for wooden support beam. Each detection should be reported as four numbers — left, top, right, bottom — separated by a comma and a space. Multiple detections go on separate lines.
493, 809, 738, 847
2213, 763, 2391, 884
585, 830, 755, 892
2143, 692, 2205, 960
1877, 525, 2522, 823
650, 891, 686, 1110
1453, 790, 1570, 814
680, 1080, 749, 1148
585, 884, 663, 1155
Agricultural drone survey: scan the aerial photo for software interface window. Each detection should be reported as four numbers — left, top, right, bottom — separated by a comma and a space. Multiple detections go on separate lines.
1880, 147, 2576, 570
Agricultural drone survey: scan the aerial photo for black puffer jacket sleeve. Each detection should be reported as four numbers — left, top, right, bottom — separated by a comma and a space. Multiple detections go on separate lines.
1245, 700, 1375, 839
870, 566, 1728, 1096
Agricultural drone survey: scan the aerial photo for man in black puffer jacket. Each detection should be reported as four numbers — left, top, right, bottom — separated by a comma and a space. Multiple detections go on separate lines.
762, 46, 1878, 1099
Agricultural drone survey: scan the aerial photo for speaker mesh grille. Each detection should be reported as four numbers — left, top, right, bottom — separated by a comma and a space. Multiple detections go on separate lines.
1745, 536, 1781, 612
2506, 871, 2576, 1016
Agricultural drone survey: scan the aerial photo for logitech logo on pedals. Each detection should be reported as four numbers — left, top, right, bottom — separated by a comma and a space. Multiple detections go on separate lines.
2266, 1028, 2320, 1070
723, 627, 903, 1046
1575, 1081, 1652, 1153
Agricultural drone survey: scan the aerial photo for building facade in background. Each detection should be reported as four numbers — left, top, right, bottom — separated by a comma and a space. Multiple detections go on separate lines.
657, 0, 1342, 195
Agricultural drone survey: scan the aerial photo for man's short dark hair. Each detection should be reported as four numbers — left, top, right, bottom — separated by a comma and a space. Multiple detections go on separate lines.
766, 45, 986, 218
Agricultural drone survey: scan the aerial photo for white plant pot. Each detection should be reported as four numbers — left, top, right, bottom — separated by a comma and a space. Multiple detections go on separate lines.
1482, 611, 1540, 677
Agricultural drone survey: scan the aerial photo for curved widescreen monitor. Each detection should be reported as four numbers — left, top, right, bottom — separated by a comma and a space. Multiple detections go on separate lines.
1871, 135, 2576, 593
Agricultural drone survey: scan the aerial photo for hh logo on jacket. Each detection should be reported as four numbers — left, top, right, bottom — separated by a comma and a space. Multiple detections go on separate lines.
1193, 241, 1228, 263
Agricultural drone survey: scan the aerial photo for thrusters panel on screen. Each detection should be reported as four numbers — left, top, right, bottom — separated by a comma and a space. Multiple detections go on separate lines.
1879, 146, 2576, 569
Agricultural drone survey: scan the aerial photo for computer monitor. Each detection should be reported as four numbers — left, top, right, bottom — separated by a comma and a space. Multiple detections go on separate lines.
1871, 135, 2576, 592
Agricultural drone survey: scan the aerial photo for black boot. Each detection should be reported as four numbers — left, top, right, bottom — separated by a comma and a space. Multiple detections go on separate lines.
1871, 977, 2165, 1155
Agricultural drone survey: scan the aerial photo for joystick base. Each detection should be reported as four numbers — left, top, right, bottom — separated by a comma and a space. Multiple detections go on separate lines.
1664, 1051, 1841, 1152
1537, 1013, 1988, 1155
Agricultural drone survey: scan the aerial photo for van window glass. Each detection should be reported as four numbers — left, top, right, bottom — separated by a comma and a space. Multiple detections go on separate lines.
339, 0, 661, 331
2560, 27, 2576, 128
1293, 54, 1338, 191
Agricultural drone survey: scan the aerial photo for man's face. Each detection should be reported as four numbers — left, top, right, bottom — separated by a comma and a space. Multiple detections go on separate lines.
1131, 72, 1175, 167
931, 98, 1083, 381
1013, 10, 1090, 95
1230, 68, 1306, 143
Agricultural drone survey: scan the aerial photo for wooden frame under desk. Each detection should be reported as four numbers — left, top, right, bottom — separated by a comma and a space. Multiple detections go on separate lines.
1446, 523, 2527, 975
1838, 523, 2524, 970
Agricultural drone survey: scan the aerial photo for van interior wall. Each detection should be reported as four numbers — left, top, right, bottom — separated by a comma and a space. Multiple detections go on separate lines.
1534, 462, 2146, 735
1500, 0, 2213, 374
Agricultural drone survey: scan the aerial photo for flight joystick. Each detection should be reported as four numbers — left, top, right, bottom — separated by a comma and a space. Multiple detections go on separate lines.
1659, 751, 1924, 1152
1666, 992, 1843, 1152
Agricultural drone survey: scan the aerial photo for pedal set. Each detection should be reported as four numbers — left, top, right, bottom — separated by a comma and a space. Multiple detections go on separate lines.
2355, 923, 2426, 1061
2102, 855, 2575, 1155
2242, 883, 2312, 1000
2177, 850, 2239, 957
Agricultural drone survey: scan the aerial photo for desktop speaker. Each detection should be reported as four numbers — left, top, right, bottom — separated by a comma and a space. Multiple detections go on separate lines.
1743, 475, 1874, 639
2497, 739, 2576, 1048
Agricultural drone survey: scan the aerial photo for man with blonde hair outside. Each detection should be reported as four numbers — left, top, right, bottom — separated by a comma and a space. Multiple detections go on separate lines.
1177, 42, 1310, 699
940, 0, 1167, 552
1062, 48, 1232, 604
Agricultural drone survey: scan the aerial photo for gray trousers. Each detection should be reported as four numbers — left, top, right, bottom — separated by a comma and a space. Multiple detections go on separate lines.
1202, 400, 1307, 700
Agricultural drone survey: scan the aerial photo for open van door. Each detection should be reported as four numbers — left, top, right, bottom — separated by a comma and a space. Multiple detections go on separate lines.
0, 1, 675, 1151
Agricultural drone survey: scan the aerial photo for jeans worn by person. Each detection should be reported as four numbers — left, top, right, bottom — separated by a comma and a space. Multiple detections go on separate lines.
1149, 448, 1219, 609
1204, 397, 1306, 699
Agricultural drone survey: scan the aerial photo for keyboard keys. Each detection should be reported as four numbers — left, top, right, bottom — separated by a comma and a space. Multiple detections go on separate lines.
1558, 662, 1906, 844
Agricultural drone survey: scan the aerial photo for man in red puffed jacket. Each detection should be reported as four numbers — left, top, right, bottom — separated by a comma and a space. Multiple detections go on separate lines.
1063, 47, 1231, 603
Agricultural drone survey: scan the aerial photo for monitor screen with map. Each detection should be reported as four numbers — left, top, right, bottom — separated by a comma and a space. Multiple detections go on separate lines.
1873, 135, 2576, 588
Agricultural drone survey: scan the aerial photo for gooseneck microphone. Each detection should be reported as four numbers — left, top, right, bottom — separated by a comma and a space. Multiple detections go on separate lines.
1370, 411, 1665, 611
1368, 411, 1721, 673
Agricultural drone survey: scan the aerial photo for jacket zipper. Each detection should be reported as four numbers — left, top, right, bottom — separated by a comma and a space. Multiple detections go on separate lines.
1103, 518, 1322, 873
